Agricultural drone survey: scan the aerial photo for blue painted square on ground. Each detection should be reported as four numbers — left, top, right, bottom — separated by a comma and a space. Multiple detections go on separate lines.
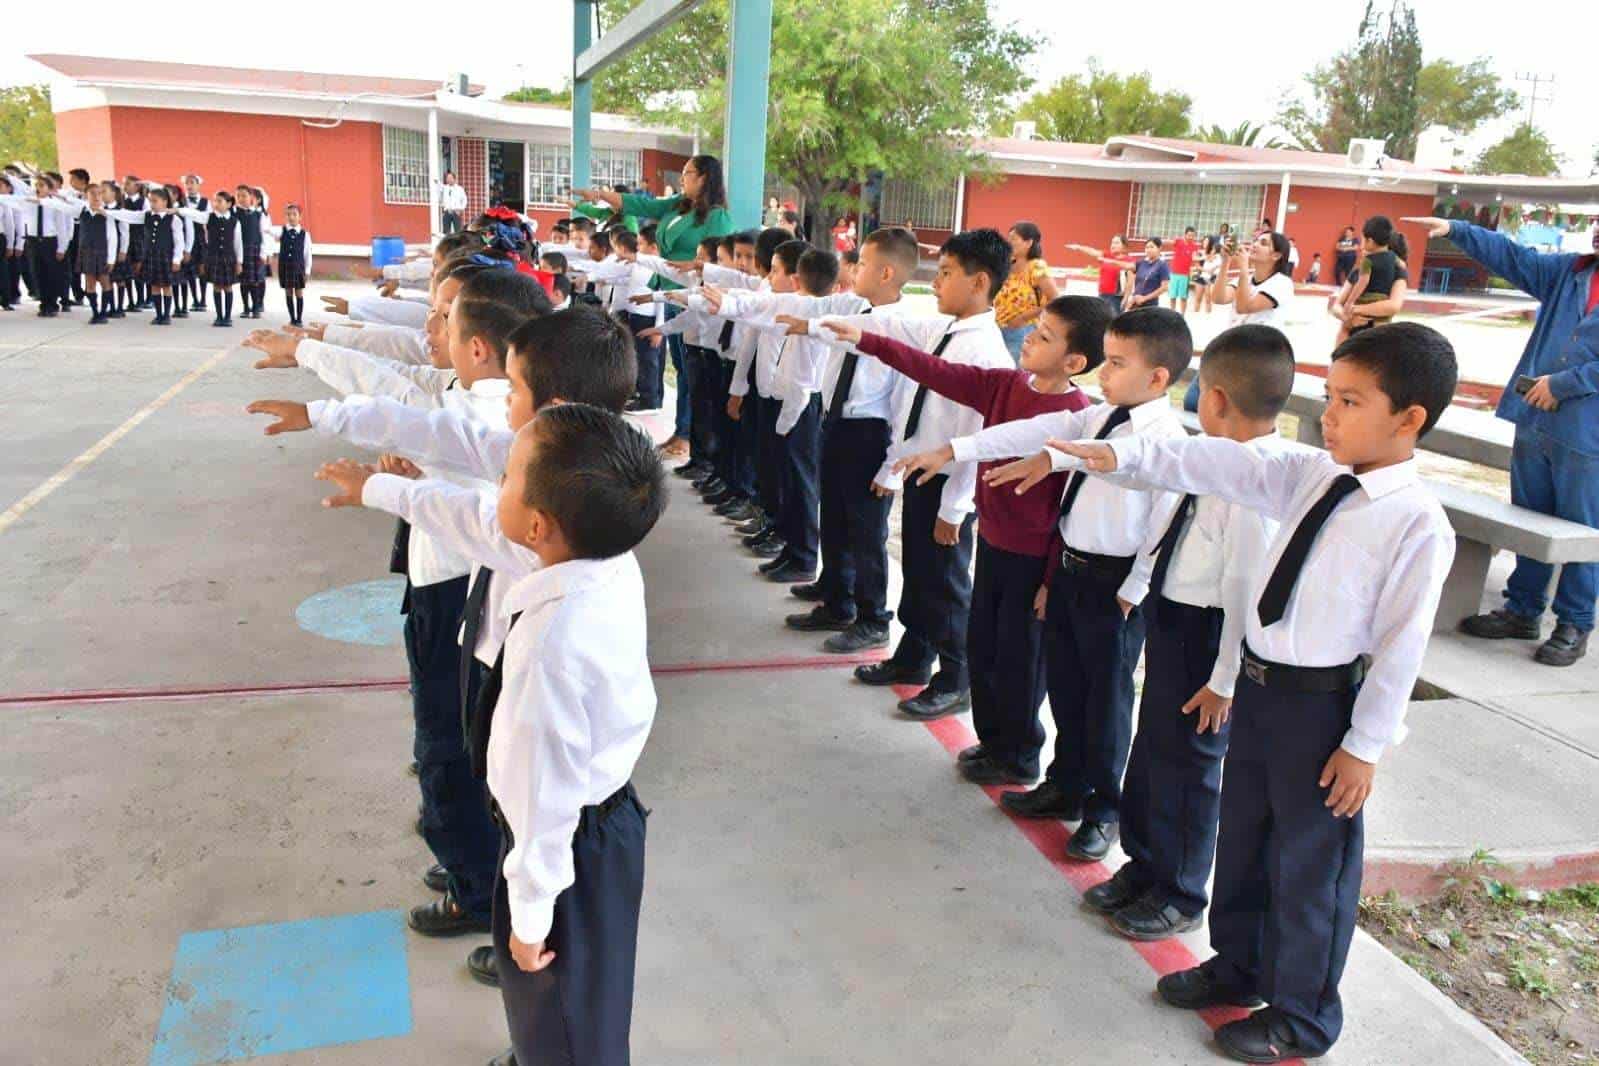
150, 909, 412, 1065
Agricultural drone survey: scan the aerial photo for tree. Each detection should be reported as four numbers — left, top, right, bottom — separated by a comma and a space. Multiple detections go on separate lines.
502, 85, 572, 106
1473, 123, 1562, 177
1010, 61, 1190, 144
1415, 58, 1518, 138
1193, 121, 1287, 150
600, 0, 1039, 248
0, 85, 57, 170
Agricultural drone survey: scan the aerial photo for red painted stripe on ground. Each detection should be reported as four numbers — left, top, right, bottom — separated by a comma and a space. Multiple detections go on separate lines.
919, 712, 1298, 1061
0, 649, 889, 708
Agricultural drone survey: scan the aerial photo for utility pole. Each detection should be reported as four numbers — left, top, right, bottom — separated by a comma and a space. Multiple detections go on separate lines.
1515, 72, 1555, 127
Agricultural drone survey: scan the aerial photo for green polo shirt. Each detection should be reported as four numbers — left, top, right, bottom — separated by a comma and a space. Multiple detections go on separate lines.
572, 201, 639, 234
621, 193, 735, 289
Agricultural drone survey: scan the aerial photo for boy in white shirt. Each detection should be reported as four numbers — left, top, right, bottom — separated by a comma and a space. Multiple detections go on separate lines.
314, 403, 665, 1066
1050, 322, 1458, 1063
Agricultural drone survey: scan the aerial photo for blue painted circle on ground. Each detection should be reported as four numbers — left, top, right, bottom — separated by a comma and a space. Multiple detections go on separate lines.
294, 577, 407, 646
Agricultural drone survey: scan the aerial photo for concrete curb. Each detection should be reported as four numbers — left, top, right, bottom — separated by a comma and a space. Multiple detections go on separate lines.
1366, 847, 1599, 898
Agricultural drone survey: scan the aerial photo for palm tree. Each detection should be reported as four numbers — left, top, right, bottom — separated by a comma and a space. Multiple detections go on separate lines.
1194, 121, 1289, 150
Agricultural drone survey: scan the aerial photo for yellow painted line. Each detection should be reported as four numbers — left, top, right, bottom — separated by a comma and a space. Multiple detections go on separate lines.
0, 348, 233, 536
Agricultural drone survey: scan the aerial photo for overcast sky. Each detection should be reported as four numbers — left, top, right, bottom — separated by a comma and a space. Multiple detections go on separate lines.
6, 0, 1595, 176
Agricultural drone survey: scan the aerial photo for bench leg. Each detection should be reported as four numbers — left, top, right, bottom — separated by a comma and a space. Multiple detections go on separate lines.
1435, 537, 1494, 633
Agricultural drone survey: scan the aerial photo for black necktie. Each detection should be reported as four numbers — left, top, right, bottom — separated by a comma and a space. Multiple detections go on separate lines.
37, 203, 44, 233
903, 330, 955, 439
469, 604, 518, 781
459, 565, 497, 774
718, 318, 735, 351
1057, 406, 1132, 522
1256, 474, 1362, 626
826, 307, 871, 423
1149, 493, 1196, 598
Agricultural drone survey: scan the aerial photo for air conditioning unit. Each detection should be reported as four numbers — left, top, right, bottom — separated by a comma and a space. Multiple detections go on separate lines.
446, 73, 470, 95
1346, 138, 1386, 170
1012, 120, 1037, 141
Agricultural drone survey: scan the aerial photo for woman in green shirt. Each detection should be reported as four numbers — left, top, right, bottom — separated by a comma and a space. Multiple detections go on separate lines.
574, 155, 735, 455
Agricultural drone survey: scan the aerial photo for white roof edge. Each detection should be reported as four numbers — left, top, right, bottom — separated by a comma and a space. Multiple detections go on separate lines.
1103, 136, 1198, 161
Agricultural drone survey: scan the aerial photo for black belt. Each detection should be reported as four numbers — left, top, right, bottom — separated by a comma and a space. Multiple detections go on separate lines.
1240, 643, 1365, 693
1060, 547, 1136, 583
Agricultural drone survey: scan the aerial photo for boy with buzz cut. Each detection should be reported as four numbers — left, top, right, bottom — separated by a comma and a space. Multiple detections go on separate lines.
945, 307, 1191, 862
834, 294, 1108, 784
314, 402, 665, 1066
1052, 322, 1458, 1064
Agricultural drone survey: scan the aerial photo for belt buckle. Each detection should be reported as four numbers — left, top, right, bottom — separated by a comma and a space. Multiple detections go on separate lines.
1243, 656, 1267, 687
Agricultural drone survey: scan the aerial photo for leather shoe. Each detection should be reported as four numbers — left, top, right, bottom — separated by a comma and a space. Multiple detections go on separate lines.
423, 863, 448, 893
697, 478, 729, 498
789, 581, 826, 602
750, 538, 787, 559
898, 688, 971, 721
736, 517, 770, 537
407, 893, 491, 936
1083, 863, 1148, 914
741, 526, 777, 547
722, 500, 762, 522
487, 1050, 517, 1066
1214, 1010, 1308, 1064
1000, 779, 1083, 820
785, 606, 855, 631
673, 460, 710, 479
824, 623, 890, 653
407, 760, 420, 777
1535, 622, 1589, 666
854, 660, 930, 687
758, 553, 792, 573
957, 743, 987, 764
958, 752, 1035, 785
1156, 961, 1265, 1010
1110, 894, 1202, 941
1459, 608, 1541, 640
764, 563, 816, 585
467, 944, 500, 987
714, 495, 750, 517
704, 487, 740, 507
1065, 819, 1117, 862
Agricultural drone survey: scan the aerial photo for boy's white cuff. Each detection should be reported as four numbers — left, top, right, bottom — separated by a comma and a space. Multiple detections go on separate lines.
508, 882, 557, 945
360, 473, 409, 515
1046, 446, 1086, 472
948, 436, 978, 463
1339, 727, 1388, 765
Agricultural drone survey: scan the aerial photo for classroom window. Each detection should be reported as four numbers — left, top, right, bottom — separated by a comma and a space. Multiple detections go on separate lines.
1127, 182, 1267, 241
381, 126, 430, 206
881, 177, 959, 230
527, 145, 642, 207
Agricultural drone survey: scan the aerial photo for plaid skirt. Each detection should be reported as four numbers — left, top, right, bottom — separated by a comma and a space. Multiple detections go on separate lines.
240, 254, 264, 285
207, 253, 238, 287
179, 255, 200, 282
277, 260, 306, 289
142, 247, 175, 287
111, 255, 133, 282
76, 244, 111, 276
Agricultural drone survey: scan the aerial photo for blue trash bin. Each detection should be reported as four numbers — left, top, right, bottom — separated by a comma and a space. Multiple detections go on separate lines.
370, 236, 406, 268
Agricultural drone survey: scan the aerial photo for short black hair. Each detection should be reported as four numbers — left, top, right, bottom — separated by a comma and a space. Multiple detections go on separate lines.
1331, 322, 1457, 437
862, 225, 920, 276
755, 227, 790, 272
699, 235, 722, 259
1146, 236, 1164, 248
570, 216, 595, 234
781, 209, 801, 225
939, 228, 1011, 301
1040, 295, 1113, 374
508, 305, 636, 413
732, 229, 758, 248
522, 404, 667, 559
68, 167, 89, 183
841, 248, 859, 265
639, 222, 659, 245
1362, 215, 1394, 246
613, 229, 639, 254
1198, 325, 1296, 420
454, 270, 553, 367
1107, 306, 1193, 383
588, 230, 613, 256
435, 231, 482, 258
796, 248, 839, 295
1184, 226, 1196, 235
540, 250, 568, 274
772, 238, 807, 278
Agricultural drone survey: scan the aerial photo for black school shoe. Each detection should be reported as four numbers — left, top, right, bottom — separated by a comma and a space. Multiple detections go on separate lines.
1065, 819, 1118, 862
1536, 623, 1590, 666
957, 743, 987, 765
750, 537, 787, 559
958, 752, 1036, 785
423, 863, 448, 893
1110, 893, 1202, 941
1083, 864, 1147, 914
898, 687, 971, 721
715, 496, 753, 518
758, 552, 793, 574
824, 622, 890, 654
467, 944, 500, 987
1214, 1009, 1316, 1064
487, 1049, 517, 1066
704, 487, 741, 508
1156, 960, 1266, 1010
1000, 779, 1083, 820
854, 660, 931, 687
789, 581, 825, 602
1459, 608, 1541, 640
407, 893, 491, 936
785, 605, 856, 632
764, 562, 816, 585
742, 525, 777, 547
674, 460, 710, 479
697, 477, 729, 498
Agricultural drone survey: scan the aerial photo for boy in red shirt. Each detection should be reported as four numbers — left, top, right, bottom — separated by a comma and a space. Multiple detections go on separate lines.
824, 295, 1113, 784
1169, 227, 1200, 314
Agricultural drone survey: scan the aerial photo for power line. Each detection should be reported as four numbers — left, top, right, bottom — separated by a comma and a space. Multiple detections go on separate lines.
1515, 72, 1555, 127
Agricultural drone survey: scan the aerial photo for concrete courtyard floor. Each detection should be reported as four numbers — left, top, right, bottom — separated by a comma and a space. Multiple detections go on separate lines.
0, 295, 1539, 1064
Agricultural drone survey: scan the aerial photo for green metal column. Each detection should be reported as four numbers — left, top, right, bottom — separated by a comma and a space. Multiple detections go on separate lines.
722, 0, 772, 228
572, 0, 595, 193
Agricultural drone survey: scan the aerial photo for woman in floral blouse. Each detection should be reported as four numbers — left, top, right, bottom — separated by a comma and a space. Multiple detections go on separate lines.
994, 221, 1060, 362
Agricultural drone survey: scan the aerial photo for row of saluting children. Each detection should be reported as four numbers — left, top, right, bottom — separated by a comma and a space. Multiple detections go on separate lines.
235, 218, 1458, 1064
0, 166, 313, 326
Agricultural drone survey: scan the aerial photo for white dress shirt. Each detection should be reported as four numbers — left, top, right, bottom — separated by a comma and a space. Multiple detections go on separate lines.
1104, 435, 1456, 762
349, 293, 431, 329
813, 294, 908, 422
4, 194, 74, 252
381, 258, 433, 284
489, 553, 656, 943
439, 183, 470, 213
325, 322, 432, 366
726, 278, 773, 399
70, 209, 120, 265
718, 289, 838, 434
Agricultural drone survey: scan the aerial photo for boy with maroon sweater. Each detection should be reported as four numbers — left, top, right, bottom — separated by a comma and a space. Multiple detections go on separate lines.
822, 295, 1114, 783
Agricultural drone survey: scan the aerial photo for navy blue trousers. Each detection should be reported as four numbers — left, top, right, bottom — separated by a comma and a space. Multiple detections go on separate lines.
755, 395, 784, 523
1042, 564, 1145, 823
687, 346, 721, 467
628, 313, 665, 410
1207, 675, 1363, 1055
968, 538, 1049, 775
890, 474, 975, 693
1119, 598, 1229, 917
817, 416, 893, 624
494, 787, 648, 1066
405, 577, 500, 918
724, 362, 761, 501
776, 394, 823, 571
